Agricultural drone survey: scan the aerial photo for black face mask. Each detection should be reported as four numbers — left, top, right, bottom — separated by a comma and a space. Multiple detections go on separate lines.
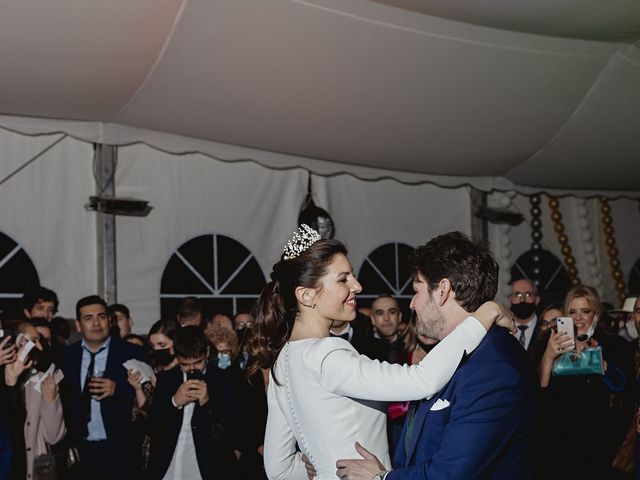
236, 328, 248, 346
34, 348, 54, 373
510, 302, 537, 320
152, 348, 175, 366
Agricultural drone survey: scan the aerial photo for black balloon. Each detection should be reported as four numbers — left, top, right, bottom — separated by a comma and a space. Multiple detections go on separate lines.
298, 193, 335, 240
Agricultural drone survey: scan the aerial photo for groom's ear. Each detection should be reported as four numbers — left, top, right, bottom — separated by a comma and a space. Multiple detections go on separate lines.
437, 279, 452, 307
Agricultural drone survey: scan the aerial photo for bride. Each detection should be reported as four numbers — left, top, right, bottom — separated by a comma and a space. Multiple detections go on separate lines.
248, 225, 512, 480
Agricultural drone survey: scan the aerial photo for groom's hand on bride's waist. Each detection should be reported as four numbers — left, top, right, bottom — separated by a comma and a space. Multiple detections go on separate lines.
336, 442, 387, 480
301, 454, 317, 479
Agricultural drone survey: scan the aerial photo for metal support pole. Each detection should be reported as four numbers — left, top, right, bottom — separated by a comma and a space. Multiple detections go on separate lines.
94, 144, 117, 303
469, 187, 488, 243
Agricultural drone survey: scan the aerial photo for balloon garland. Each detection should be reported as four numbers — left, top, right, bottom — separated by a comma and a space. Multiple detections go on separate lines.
575, 198, 603, 292
528, 195, 544, 290
548, 196, 580, 286
598, 196, 626, 305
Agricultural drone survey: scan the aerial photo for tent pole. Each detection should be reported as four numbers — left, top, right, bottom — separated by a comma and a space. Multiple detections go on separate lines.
94, 144, 117, 304
469, 188, 488, 242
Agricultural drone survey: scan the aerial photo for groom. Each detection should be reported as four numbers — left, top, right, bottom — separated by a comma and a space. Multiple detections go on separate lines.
336, 231, 536, 480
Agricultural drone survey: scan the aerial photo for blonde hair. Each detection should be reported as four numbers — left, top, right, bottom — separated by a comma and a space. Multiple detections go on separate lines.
563, 285, 602, 317
205, 325, 239, 358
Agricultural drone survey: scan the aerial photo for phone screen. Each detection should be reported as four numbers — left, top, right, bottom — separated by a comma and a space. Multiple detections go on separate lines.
186, 370, 204, 382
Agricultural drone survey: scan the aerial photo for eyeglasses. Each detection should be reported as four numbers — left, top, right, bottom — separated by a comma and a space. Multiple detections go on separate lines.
510, 291, 536, 302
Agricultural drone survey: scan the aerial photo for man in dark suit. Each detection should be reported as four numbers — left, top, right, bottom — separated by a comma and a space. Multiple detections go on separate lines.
60, 295, 144, 480
147, 326, 237, 480
508, 278, 545, 359
370, 294, 409, 365
336, 232, 536, 480
329, 311, 387, 362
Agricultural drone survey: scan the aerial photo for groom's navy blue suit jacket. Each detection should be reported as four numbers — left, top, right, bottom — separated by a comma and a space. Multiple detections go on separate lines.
390, 325, 537, 480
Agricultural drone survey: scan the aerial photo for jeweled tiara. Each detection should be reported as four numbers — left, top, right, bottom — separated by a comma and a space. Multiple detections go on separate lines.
283, 224, 321, 260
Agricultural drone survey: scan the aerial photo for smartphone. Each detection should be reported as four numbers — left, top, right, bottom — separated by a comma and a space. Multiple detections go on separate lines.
18, 338, 38, 363
186, 370, 204, 382
0, 328, 14, 348
556, 316, 575, 349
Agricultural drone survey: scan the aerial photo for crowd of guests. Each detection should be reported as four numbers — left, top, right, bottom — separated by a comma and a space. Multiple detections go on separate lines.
1, 282, 640, 479
0, 290, 266, 480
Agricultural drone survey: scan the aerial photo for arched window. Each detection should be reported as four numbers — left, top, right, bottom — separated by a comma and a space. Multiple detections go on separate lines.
357, 242, 415, 315
160, 234, 266, 319
509, 249, 571, 307
0, 231, 39, 319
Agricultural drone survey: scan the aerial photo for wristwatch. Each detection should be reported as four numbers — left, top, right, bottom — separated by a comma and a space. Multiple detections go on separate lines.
373, 471, 389, 480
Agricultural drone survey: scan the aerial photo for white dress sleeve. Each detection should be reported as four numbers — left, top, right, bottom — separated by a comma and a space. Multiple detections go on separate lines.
310, 316, 486, 401
263, 372, 308, 480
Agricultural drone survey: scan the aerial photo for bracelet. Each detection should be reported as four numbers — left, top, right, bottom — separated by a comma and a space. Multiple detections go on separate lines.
373, 470, 389, 480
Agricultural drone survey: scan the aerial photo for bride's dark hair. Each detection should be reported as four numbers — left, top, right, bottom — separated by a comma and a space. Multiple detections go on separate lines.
246, 239, 347, 379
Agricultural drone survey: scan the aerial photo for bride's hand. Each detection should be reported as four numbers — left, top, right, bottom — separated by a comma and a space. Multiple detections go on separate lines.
474, 301, 516, 333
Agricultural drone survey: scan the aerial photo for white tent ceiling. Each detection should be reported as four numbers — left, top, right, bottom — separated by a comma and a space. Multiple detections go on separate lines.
1, 0, 639, 193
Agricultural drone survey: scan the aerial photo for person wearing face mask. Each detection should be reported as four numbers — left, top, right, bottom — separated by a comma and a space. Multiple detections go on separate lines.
3, 319, 66, 480
206, 325, 268, 478
233, 312, 254, 370
508, 279, 544, 361
126, 319, 180, 477
147, 325, 237, 480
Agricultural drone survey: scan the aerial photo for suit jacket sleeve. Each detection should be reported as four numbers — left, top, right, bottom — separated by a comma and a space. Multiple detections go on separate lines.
312, 317, 486, 401
109, 342, 144, 406
387, 360, 529, 480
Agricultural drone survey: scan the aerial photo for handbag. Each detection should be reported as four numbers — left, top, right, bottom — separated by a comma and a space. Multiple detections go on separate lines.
552, 346, 604, 376
32, 453, 56, 480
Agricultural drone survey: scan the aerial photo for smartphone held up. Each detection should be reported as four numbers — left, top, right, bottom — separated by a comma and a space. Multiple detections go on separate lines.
556, 317, 576, 350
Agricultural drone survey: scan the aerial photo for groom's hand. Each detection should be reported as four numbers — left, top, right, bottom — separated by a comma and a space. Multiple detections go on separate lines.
336, 442, 386, 480
301, 454, 317, 479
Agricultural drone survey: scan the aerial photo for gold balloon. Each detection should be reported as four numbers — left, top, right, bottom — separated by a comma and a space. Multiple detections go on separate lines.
613, 270, 623, 279
561, 245, 572, 255
616, 281, 626, 291
608, 247, 619, 256
558, 234, 568, 244
565, 257, 576, 266
611, 258, 620, 268
604, 226, 614, 235
551, 211, 562, 222
549, 198, 560, 209
601, 204, 611, 214
602, 216, 613, 226
605, 237, 616, 247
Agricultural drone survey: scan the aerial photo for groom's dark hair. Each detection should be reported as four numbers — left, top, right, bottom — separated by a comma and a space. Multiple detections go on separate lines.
409, 231, 498, 312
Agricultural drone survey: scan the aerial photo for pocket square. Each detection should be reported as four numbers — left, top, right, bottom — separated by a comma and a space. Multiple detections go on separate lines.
430, 398, 450, 411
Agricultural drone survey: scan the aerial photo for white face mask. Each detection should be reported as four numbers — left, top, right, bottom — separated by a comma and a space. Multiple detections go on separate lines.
625, 320, 639, 340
